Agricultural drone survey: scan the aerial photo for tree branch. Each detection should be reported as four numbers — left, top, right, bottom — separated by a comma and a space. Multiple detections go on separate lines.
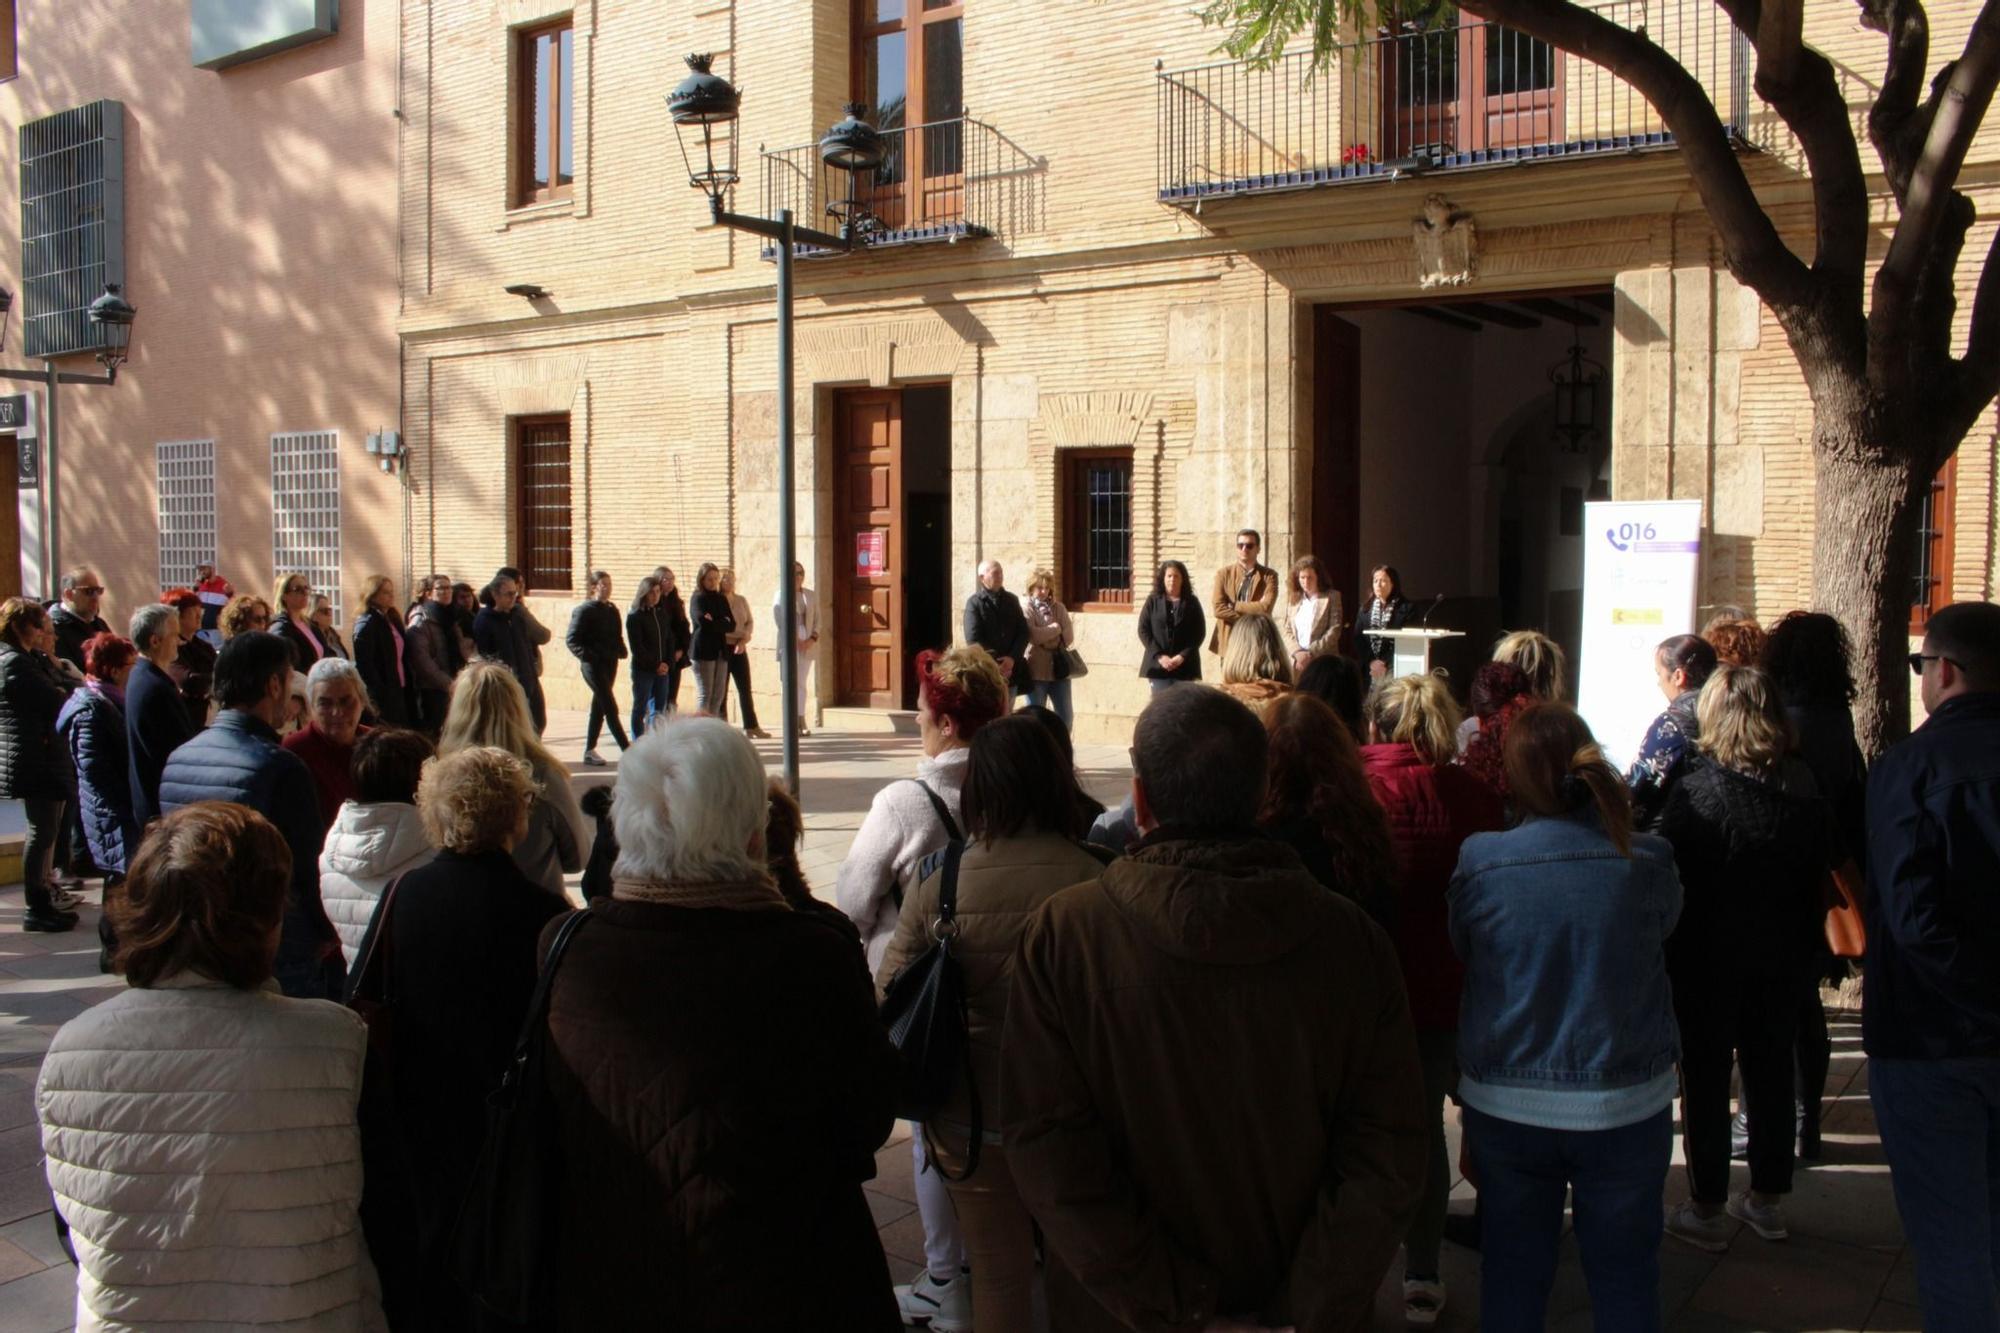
1951, 220, 2000, 440
1863, 0, 1935, 200
1459, 0, 1815, 310
1873, 0, 2000, 391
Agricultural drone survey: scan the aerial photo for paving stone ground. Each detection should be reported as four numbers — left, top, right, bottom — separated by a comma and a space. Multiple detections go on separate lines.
0, 710, 1916, 1330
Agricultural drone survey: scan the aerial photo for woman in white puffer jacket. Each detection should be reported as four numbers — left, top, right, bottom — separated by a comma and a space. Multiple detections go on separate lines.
319, 728, 438, 969
38, 800, 384, 1331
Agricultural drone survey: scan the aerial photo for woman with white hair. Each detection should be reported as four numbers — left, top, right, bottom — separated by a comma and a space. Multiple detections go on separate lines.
282, 655, 371, 828
436, 659, 585, 894
537, 718, 902, 1327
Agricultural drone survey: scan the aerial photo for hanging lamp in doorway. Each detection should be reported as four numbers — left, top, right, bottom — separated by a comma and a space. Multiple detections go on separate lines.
1549, 323, 1604, 453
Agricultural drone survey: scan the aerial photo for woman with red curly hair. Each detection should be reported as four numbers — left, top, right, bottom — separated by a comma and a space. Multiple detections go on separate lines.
1258, 692, 1395, 925
835, 643, 1006, 1330
1459, 661, 1535, 800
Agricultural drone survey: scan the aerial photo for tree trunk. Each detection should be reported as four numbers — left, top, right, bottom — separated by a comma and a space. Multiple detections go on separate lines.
1810, 436, 1926, 757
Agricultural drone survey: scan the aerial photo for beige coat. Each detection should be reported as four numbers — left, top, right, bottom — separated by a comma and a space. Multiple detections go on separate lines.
877, 832, 1105, 1146
1208, 562, 1279, 656
1280, 591, 1345, 660
1024, 595, 1075, 683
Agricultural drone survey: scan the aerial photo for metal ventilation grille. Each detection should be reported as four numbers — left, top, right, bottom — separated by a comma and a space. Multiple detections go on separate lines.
157, 439, 217, 591
20, 100, 124, 359
271, 430, 342, 625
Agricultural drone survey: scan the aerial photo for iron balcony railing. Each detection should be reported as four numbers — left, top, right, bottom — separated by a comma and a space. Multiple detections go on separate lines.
1157, 0, 1750, 202
760, 116, 1009, 255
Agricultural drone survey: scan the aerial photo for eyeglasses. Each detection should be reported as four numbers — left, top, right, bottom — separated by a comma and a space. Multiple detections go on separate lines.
1236, 541, 1256, 550
75, 586, 104, 596
1910, 652, 1961, 676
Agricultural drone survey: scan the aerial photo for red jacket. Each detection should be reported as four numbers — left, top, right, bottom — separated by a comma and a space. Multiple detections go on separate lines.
1362, 743, 1505, 1032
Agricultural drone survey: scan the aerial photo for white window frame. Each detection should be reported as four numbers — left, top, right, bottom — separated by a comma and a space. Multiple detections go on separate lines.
156, 438, 217, 592
271, 429, 342, 625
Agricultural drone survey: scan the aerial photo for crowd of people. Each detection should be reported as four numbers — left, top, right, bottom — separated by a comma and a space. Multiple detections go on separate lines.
13, 543, 2000, 1332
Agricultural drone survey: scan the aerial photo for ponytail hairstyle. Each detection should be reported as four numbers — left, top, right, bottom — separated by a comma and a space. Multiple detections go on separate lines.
1363, 672, 1462, 766
1503, 702, 1634, 856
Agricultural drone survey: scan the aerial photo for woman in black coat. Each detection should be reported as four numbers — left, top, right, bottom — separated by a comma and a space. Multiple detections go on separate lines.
359, 745, 567, 1331
272, 573, 332, 673
1353, 563, 1414, 678
688, 562, 736, 719
350, 576, 414, 727
0, 599, 80, 932
1137, 559, 1206, 689
1658, 664, 1832, 1252
567, 570, 630, 763
661, 572, 692, 714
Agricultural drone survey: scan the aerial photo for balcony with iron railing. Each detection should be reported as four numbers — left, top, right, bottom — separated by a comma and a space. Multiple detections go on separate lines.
1157, 0, 1750, 203
761, 116, 1040, 257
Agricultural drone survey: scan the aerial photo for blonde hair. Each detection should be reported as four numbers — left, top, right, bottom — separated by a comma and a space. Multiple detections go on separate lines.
355, 574, 394, 619
272, 573, 308, 613
1493, 630, 1567, 701
0, 597, 46, 650
1365, 673, 1463, 766
1222, 612, 1292, 687
1025, 567, 1058, 599
1695, 664, 1790, 775
418, 746, 534, 853
438, 660, 566, 786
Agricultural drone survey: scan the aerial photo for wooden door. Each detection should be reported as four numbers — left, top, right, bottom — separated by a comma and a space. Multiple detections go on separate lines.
837, 390, 904, 708
1381, 11, 1461, 158
1311, 311, 1361, 615
1465, 19, 1562, 150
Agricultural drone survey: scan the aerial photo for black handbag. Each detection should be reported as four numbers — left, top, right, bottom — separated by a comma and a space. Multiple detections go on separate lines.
452, 907, 591, 1323
878, 839, 981, 1180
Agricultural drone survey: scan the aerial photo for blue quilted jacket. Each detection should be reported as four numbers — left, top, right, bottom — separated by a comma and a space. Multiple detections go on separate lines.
56, 684, 140, 876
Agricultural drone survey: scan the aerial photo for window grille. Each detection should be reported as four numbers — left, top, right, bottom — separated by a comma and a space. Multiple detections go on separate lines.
271, 430, 342, 625
514, 415, 573, 592
1064, 448, 1134, 606
20, 100, 124, 358
157, 439, 217, 591
1910, 457, 1956, 634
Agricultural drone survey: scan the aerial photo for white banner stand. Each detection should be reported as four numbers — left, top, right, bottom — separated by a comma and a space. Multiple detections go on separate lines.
1576, 500, 1704, 771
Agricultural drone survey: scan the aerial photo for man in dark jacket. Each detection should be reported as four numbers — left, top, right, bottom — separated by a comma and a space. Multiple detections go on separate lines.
962, 560, 1029, 694
125, 606, 196, 829
1867, 600, 2000, 1328
159, 632, 341, 1000
1001, 685, 1427, 1332
405, 574, 463, 735
566, 570, 630, 766
50, 567, 110, 673
472, 572, 547, 735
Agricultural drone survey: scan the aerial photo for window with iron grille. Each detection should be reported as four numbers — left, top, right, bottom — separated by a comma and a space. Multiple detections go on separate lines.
20, 100, 124, 358
271, 430, 342, 626
157, 439, 217, 591
514, 415, 573, 593
1910, 456, 1956, 634
513, 17, 573, 207
1064, 448, 1134, 607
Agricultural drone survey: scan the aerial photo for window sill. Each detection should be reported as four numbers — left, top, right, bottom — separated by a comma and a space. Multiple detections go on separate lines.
1073, 601, 1136, 614
496, 196, 578, 231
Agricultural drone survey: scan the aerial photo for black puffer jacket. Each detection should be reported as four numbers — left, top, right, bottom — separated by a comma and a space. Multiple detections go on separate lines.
49, 606, 108, 674
0, 645, 77, 801
566, 599, 627, 670
627, 603, 671, 676
689, 589, 736, 661
1658, 755, 1831, 982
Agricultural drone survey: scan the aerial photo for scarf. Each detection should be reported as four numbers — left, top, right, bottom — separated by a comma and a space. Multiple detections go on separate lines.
290, 613, 326, 658
610, 872, 790, 912
86, 677, 125, 709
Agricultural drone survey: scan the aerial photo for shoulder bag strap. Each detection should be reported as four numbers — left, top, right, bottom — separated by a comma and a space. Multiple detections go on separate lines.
911, 779, 963, 844
924, 839, 981, 1182
505, 908, 591, 1063
344, 875, 404, 1005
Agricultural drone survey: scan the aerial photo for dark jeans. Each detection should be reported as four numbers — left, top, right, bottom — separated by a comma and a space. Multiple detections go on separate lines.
580, 660, 629, 752
1406, 1028, 1457, 1277
728, 650, 760, 730
1467, 1105, 1672, 1333
1676, 967, 1800, 1202
416, 688, 450, 738
630, 670, 673, 737
1873, 1056, 2000, 1332
1798, 982, 1832, 1135
22, 797, 64, 912
521, 672, 547, 736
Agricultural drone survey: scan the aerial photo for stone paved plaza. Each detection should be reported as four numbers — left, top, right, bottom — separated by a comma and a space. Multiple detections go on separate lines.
0, 712, 1927, 1330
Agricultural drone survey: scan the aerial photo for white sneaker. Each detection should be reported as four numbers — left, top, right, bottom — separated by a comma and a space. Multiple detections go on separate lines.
1726, 1190, 1789, 1241
894, 1269, 971, 1331
1403, 1277, 1446, 1327
46, 886, 83, 911
581, 748, 607, 768
1665, 1199, 1733, 1252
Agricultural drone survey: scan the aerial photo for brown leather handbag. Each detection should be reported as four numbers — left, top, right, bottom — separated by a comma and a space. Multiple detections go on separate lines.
1824, 859, 1867, 959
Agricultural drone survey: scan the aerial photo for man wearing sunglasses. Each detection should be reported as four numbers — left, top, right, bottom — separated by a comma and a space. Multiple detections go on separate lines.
1867, 600, 2000, 1328
50, 566, 110, 674
1208, 528, 1279, 659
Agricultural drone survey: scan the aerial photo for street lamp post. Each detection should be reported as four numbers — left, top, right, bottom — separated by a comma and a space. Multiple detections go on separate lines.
0, 283, 137, 598
668, 55, 885, 797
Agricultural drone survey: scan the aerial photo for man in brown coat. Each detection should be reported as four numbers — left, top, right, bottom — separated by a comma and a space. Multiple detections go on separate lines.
1209, 528, 1279, 658
1001, 685, 1427, 1333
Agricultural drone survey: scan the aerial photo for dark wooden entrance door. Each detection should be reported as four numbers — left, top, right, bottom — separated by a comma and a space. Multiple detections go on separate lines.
1312, 310, 1361, 619
836, 390, 904, 708
1380, 7, 1561, 157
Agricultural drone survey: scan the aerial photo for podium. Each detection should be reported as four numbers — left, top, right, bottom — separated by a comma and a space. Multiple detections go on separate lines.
1371, 627, 1465, 679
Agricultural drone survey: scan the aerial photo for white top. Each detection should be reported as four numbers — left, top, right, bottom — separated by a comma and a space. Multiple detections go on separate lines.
836, 747, 970, 971
1293, 597, 1325, 654
320, 801, 436, 967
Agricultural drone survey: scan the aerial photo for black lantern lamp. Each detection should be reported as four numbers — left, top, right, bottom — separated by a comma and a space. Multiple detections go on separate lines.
819, 103, 888, 233
87, 284, 136, 377
0, 286, 12, 354
1549, 327, 1603, 454
667, 54, 742, 218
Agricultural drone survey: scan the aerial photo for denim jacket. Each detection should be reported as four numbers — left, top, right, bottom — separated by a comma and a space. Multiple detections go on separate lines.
1449, 812, 1683, 1125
